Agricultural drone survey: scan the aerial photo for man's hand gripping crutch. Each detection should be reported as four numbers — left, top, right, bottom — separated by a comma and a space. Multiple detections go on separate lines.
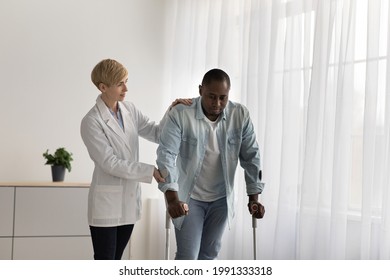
164, 190, 189, 260
248, 195, 265, 260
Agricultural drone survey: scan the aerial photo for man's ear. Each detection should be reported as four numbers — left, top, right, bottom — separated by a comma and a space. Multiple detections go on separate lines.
198, 85, 202, 96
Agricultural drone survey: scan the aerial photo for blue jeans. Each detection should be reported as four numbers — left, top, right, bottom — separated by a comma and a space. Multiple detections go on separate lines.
89, 224, 134, 260
174, 197, 228, 260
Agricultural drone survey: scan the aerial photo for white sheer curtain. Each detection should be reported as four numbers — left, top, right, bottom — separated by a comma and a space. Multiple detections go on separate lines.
158, 0, 390, 260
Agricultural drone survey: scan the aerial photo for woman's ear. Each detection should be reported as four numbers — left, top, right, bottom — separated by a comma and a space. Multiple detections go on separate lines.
98, 82, 107, 93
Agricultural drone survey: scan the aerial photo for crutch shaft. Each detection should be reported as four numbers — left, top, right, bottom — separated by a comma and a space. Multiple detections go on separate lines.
250, 203, 258, 260
252, 216, 257, 260
165, 210, 171, 260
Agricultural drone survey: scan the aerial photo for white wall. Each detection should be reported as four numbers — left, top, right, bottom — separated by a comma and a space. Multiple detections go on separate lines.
0, 0, 169, 259
0, 0, 168, 182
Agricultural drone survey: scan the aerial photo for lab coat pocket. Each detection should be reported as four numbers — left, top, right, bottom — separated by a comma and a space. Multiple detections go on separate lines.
92, 185, 123, 219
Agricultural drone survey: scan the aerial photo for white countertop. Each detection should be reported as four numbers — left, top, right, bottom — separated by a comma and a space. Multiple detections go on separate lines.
0, 182, 90, 188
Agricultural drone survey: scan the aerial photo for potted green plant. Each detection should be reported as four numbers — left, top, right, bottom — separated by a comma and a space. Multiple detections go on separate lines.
43, 147, 73, 182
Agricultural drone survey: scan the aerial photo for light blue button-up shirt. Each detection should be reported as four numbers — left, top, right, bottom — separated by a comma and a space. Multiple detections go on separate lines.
157, 96, 264, 229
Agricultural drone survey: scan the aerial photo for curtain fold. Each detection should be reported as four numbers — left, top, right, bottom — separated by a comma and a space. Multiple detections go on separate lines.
157, 0, 390, 260
381, 0, 390, 260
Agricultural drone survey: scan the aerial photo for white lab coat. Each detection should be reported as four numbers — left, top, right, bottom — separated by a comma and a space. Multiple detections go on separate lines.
81, 95, 163, 227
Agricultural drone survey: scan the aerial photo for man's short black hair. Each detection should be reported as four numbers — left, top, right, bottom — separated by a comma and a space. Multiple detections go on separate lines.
201, 68, 231, 89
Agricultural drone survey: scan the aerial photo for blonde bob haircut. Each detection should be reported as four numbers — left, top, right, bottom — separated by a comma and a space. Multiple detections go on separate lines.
91, 59, 128, 89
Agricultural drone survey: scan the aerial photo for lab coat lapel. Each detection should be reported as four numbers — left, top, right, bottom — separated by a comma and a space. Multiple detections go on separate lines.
120, 103, 133, 139
96, 96, 132, 153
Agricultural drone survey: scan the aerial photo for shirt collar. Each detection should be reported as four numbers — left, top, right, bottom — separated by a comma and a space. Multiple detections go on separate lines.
195, 96, 227, 121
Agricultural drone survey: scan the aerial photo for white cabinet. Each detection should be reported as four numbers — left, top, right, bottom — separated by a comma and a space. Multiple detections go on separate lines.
0, 238, 12, 260
13, 237, 92, 260
0, 187, 14, 237
0, 187, 14, 260
0, 183, 93, 260
14, 187, 90, 236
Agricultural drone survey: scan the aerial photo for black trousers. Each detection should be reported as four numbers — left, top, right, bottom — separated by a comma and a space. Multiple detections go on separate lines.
89, 224, 134, 260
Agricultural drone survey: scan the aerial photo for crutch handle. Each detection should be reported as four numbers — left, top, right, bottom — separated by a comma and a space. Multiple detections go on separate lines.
250, 203, 258, 228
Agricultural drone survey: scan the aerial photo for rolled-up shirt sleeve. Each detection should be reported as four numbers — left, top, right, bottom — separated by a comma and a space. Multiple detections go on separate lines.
239, 112, 264, 195
156, 109, 182, 193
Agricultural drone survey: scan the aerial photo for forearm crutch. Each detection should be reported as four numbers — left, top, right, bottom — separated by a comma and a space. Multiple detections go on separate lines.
251, 203, 258, 260
165, 210, 171, 260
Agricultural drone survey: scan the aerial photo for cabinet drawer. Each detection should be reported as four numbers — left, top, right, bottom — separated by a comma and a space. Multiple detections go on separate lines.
13, 236, 93, 260
14, 187, 89, 236
0, 238, 12, 260
0, 187, 14, 237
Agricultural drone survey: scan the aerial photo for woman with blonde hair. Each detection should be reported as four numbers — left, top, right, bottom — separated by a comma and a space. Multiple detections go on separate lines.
81, 58, 190, 260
